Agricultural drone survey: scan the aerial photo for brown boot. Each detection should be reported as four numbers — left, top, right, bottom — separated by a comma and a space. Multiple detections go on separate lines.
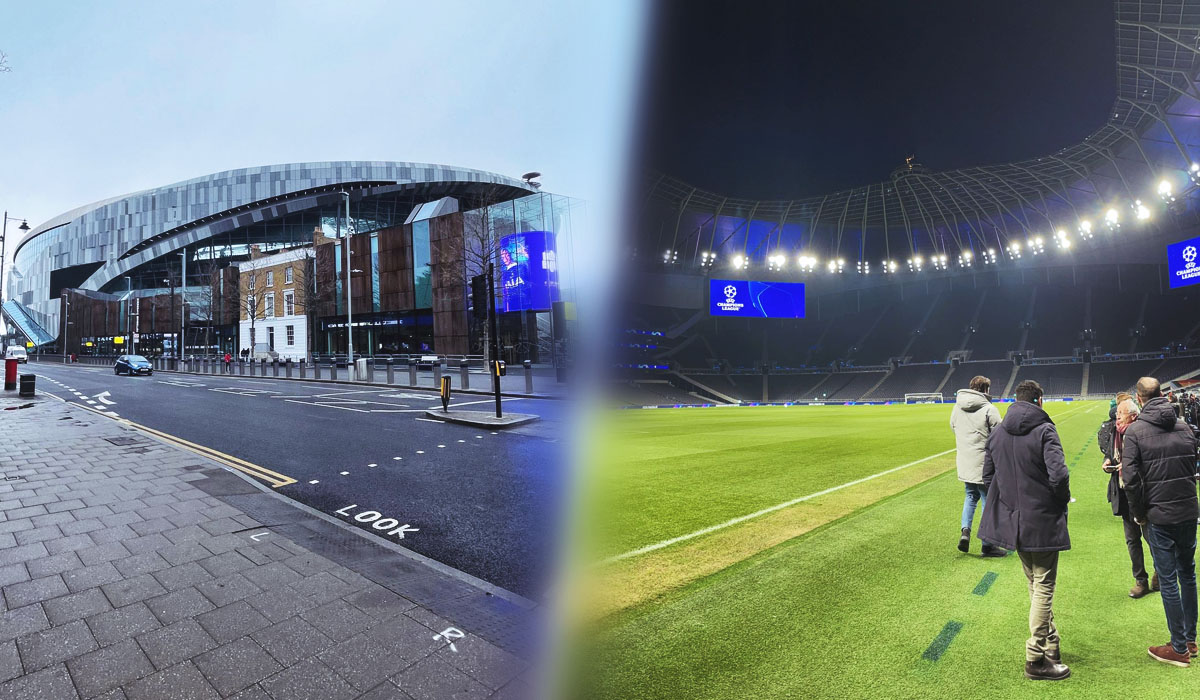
1024, 657, 1071, 681
1151, 572, 1160, 591
1130, 580, 1150, 599
1149, 644, 1190, 667
1188, 641, 1197, 659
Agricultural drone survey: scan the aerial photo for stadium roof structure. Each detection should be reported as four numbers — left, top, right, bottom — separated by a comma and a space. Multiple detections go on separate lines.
645, 0, 1200, 271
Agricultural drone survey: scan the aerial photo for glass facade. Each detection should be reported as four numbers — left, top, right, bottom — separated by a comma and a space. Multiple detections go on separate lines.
7, 161, 533, 343
370, 233, 381, 313
412, 220, 432, 309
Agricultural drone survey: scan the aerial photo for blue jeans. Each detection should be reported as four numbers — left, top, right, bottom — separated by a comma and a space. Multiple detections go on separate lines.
1145, 521, 1198, 654
962, 482, 987, 531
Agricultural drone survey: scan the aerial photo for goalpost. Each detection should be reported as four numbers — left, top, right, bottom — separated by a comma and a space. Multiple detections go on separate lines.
904, 392, 944, 404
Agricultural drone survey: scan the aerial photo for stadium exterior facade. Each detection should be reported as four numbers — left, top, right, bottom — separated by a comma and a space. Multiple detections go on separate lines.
4, 161, 579, 361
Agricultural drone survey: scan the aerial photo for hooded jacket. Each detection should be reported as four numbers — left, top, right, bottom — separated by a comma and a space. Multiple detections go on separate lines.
1121, 396, 1199, 525
950, 389, 1002, 484
978, 400, 1071, 552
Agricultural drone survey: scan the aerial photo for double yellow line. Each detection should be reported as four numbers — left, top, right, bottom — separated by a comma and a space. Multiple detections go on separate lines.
68, 401, 297, 488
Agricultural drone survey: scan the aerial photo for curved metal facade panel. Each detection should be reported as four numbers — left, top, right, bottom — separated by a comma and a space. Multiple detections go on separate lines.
7, 161, 532, 340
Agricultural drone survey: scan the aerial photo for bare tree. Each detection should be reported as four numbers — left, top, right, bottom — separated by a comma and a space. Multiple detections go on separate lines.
0, 52, 10, 73
238, 266, 270, 355
461, 185, 513, 360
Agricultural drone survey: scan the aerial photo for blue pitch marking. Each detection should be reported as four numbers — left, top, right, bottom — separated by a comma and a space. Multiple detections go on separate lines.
972, 571, 999, 596
922, 621, 964, 662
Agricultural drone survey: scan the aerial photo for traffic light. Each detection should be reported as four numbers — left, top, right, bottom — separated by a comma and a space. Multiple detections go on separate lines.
470, 274, 488, 320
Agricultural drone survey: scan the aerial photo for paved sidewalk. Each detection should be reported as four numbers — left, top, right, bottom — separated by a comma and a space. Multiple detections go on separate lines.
0, 394, 539, 699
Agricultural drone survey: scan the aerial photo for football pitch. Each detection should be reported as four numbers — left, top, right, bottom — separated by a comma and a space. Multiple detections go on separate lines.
571, 400, 1197, 698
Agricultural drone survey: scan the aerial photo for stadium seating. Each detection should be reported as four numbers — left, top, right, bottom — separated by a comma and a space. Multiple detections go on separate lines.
766, 373, 829, 402
906, 294, 978, 362
1025, 285, 1086, 357
612, 380, 704, 406
803, 371, 888, 401
862, 363, 951, 400
1088, 359, 1162, 396
1010, 363, 1085, 397
965, 286, 1031, 359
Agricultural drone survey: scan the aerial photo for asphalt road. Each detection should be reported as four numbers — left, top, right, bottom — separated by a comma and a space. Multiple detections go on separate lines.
26, 361, 566, 599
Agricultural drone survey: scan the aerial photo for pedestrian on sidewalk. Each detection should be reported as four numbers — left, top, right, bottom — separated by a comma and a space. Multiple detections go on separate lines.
950, 374, 1004, 556
223, 351, 232, 372
1122, 376, 1199, 668
979, 380, 1072, 681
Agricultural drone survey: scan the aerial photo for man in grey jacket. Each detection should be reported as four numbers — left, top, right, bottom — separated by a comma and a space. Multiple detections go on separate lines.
951, 375, 1004, 557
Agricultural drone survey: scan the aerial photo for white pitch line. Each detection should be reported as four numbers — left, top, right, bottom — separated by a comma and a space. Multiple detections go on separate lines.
599, 448, 959, 565
339, 471, 349, 475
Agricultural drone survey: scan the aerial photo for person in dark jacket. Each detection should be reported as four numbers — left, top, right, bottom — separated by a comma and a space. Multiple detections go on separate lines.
979, 380, 1071, 681
1122, 376, 1200, 668
1098, 393, 1157, 598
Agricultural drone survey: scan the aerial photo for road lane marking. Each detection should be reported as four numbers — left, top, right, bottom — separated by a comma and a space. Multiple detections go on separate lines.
94, 391, 115, 405
249, 532, 270, 542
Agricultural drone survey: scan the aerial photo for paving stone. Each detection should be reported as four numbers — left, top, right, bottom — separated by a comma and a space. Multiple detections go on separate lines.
158, 543, 213, 567
288, 571, 357, 605
101, 573, 168, 608
87, 524, 138, 545
392, 655, 492, 700
251, 616, 335, 667
193, 637, 282, 696
59, 518, 105, 537
151, 562, 213, 592
45, 499, 87, 514
3, 575, 68, 609
240, 562, 301, 591
4, 506, 47, 521
0, 543, 49, 568
129, 517, 174, 537
112, 552, 171, 578
136, 619, 218, 670
195, 573, 260, 607
194, 600, 270, 644
299, 599, 373, 642
0, 564, 30, 589
0, 664, 79, 700
435, 633, 525, 690
0, 520, 35, 536
345, 586, 415, 619
257, 658, 356, 700
13, 525, 64, 546
15, 620, 98, 672
0, 640, 21, 683
244, 590, 320, 624
317, 632, 410, 691
86, 602, 162, 646
146, 587, 216, 626
198, 534, 244, 555
120, 534, 171, 555
196, 552, 254, 578
227, 685, 272, 700
0, 603, 51, 643
77, 542, 131, 567
282, 553, 338, 577
25, 552, 83, 580
357, 680, 410, 700
30, 512, 74, 529
62, 563, 124, 593
162, 525, 210, 545
123, 660, 219, 700
66, 638, 155, 697
99, 511, 142, 529
42, 587, 113, 626
43, 534, 96, 556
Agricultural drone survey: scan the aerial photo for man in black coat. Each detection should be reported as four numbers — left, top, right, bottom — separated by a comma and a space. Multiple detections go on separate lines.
1098, 395, 1157, 598
1122, 376, 1200, 668
980, 380, 1071, 681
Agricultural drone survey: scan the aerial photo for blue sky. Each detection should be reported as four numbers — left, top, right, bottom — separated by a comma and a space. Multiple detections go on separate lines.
0, 1, 644, 248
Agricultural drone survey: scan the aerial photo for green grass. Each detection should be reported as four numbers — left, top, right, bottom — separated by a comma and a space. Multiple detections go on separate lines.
571, 400, 1198, 698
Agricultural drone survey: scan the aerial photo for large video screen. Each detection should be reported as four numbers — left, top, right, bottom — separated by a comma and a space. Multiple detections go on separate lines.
498, 231, 559, 312
709, 279, 806, 318
1168, 234, 1200, 289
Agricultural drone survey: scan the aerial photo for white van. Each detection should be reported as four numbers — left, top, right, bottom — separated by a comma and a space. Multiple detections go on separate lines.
4, 346, 28, 363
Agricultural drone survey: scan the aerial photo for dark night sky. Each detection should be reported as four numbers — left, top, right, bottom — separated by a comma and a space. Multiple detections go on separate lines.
639, 1, 1116, 199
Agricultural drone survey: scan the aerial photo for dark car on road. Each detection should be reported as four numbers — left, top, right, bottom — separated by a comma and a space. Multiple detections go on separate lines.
114, 354, 153, 376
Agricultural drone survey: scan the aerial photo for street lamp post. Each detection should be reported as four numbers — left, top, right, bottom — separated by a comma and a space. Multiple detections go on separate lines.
61, 294, 70, 362
339, 191, 354, 377
0, 212, 30, 337
178, 251, 187, 359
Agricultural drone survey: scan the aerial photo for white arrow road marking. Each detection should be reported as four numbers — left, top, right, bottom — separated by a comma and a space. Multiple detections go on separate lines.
94, 391, 115, 405
249, 532, 270, 542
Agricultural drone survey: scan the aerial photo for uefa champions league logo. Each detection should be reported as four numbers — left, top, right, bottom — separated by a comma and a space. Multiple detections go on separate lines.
716, 282, 745, 313
1185, 245, 1197, 270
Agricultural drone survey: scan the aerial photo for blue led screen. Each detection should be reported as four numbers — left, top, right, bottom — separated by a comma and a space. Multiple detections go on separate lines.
1167, 235, 1200, 289
498, 231, 559, 312
709, 279, 806, 318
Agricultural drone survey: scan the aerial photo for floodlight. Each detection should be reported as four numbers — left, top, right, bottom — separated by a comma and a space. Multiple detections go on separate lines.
662, 249, 678, 264
1104, 208, 1120, 229
1159, 179, 1175, 202
1134, 200, 1151, 221
1079, 219, 1094, 240
732, 254, 747, 270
